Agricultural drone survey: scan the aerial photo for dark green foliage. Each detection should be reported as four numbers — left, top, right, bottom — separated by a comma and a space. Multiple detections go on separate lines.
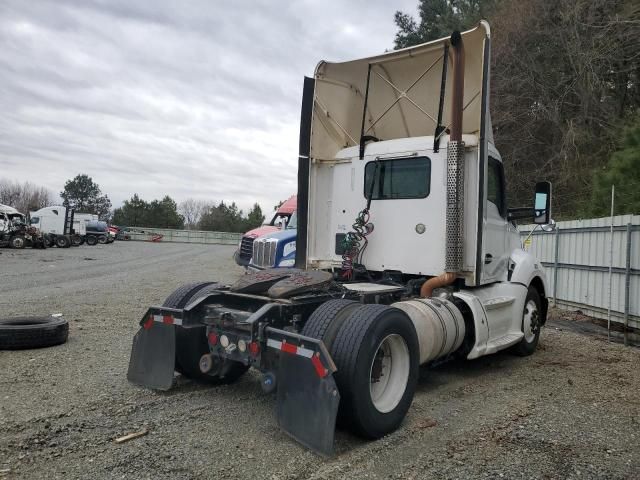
197, 201, 265, 233
60, 174, 112, 219
245, 203, 266, 230
588, 116, 640, 216
394, 0, 497, 48
393, 0, 640, 218
112, 194, 184, 229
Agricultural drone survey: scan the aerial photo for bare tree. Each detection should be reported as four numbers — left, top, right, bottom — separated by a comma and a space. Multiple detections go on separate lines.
0, 179, 55, 213
179, 198, 208, 229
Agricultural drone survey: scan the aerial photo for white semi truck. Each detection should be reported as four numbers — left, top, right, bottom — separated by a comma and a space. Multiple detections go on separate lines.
128, 22, 552, 455
30, 206, 113, 246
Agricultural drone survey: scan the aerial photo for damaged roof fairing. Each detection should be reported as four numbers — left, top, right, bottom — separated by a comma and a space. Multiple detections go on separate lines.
310, 21, 491, 162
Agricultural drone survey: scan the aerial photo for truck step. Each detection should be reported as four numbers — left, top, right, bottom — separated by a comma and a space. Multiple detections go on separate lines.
484, 332, 523, 353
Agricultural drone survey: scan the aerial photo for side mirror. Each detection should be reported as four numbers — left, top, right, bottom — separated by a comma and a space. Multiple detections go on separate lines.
533, 181, 552, 225
541, 219, 556, 232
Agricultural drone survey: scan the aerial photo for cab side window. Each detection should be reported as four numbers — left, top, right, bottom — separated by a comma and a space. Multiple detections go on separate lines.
487, 157, 506, 217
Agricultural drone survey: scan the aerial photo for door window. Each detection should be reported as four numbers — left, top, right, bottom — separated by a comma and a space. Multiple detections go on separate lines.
487, 157, 506, 217
364, 157, 431, 200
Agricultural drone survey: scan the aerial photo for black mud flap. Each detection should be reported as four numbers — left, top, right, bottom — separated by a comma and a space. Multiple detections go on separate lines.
276, 350, 340, 457
127, 323, 176, 390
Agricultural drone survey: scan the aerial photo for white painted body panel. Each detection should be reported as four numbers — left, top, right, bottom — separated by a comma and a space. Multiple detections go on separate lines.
307, 135, 479, 281
510, 248, 549, 292
455, 282, 527, 359
29, 206, 67, 235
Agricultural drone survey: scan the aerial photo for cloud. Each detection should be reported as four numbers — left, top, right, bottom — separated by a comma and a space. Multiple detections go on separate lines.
0, 0, 417, 214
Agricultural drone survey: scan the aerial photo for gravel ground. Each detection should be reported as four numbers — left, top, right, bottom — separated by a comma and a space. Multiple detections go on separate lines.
0, 242, 638, 480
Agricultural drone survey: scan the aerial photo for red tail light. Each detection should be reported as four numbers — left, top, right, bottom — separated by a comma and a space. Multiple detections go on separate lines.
249, 341, 260, 356
208, 332, 218, 345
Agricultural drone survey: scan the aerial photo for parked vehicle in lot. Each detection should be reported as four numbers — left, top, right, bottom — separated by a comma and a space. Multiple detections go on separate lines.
29, 206, 79, 247
0, 204, 46, 248
128, 23, 554, 456
249, 211, 297, 270
234, 195, 297, 266
86, 220, 114, 245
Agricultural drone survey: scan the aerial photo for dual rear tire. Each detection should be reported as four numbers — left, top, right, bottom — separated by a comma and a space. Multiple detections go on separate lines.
162, 282, 248, 385
302, 300, 419, 439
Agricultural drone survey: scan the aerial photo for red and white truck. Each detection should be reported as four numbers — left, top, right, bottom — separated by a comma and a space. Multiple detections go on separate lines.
234, 195, 296, 266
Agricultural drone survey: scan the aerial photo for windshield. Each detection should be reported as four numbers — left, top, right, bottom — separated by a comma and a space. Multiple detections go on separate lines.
286, 211, 297, 229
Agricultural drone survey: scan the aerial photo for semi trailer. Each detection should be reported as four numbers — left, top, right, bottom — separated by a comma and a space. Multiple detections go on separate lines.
128, 22, 553, 456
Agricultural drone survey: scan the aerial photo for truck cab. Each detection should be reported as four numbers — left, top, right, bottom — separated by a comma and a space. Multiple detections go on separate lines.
249, 210, 298, 270
234, 195, 297, 266
128, 22, 552, 456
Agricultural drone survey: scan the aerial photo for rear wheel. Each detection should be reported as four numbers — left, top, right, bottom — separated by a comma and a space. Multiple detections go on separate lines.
9, 236, 26, 249
55, 235, 71, 248
97, 235, 107, 244
163, 282, 248, 384
301, 299, 360, 349
71, 235, 82, 246
330, 304, 419, 439
85, 235, 98, 246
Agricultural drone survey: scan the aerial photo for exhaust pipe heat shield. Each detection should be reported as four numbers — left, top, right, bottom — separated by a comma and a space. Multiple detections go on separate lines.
127, 323, 176, 390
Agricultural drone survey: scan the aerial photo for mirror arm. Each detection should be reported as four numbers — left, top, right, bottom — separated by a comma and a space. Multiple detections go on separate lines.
507, 207, 535, 222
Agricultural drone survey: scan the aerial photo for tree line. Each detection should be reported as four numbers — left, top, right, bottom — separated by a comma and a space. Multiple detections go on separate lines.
0, 179, 54, 214
112, 194, 266, 232
394, 0, 639, 218
1, 173, 267, 233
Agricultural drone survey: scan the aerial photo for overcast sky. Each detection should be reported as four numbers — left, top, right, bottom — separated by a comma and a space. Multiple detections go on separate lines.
0, 0, 417, 215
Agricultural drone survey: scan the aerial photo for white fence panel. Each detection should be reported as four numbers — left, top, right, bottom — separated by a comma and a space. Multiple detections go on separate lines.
521, 215, 640, 332
124, 227, 242, 245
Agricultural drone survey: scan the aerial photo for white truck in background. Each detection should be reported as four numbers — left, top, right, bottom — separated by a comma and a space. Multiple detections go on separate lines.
128, 22, 554, 456
30, 206, 112, 246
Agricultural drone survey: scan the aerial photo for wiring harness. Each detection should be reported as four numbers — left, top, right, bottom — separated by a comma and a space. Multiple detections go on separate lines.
341, 159, 379, 280
341, 209, 373, 280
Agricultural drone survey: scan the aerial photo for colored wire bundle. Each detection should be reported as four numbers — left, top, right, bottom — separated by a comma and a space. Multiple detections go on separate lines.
341, 209, 372, 280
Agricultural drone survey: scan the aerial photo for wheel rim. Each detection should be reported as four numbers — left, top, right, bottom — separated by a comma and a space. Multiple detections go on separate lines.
369, 334, 410, 413
523, 299, 539, 343
13, 237, 24, 248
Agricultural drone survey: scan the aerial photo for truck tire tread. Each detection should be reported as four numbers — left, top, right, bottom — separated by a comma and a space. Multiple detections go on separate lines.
0, 316, 69, 350
330, 304, 419, 439
301, 299, 359, 348
163, 282, 249, 385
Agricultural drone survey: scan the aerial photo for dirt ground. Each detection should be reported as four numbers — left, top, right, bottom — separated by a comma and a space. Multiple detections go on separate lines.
0, 242, 638, 480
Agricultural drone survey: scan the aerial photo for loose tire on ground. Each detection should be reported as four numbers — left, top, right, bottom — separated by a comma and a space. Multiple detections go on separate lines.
330, 304, 419, 439
301, 299, 360, 350
0, 316, 69, 350
511, 286, 543, 356
162, 282, 248, 384
85, 235, 98, 246
9, 236, 26, 249
55, 235, 71, 248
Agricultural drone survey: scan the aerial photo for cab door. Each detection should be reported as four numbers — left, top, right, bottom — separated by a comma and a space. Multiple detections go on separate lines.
480, 155, 509, 284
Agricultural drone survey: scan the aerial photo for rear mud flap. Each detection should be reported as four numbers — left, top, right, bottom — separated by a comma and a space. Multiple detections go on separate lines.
276, 351, 340, 457
127, 323, 176, 390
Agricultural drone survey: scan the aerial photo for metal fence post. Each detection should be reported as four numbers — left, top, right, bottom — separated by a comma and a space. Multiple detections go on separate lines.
624, 223, 632, 346
553, 225, 560, 307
